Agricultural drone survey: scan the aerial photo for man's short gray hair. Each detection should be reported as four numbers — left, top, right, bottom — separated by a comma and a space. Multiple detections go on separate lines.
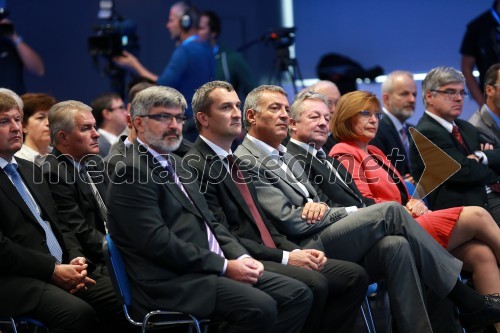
243, 85, 287, 131
290, 90, 330, 121
49, 100, 92, 146
422, 67, 465, 108
131, 86, 187, 119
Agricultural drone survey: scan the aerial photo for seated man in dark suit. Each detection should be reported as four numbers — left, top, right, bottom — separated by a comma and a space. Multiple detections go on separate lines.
90, 93, 128, 158
308, 80, 341, 153
468, 63, 500, 147
106, 85, 312, 332
410, 66, 500, 225
104, 81, 192, 176
286, 89, 463, 333
371, 70, 416, 180
235, 85, 500, 333
0, 93, 127, 332
184, 80, 368, 333
42, 101, 109, 270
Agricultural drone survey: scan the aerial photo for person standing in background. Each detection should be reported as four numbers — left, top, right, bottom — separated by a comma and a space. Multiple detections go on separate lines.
114, 1, 215, 142
198, 10, 257, 98
0, 7, 44, 94
460, 1, 500, 106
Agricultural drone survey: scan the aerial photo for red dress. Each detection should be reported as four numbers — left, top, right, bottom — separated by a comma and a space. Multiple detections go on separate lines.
330, 142, 462, 248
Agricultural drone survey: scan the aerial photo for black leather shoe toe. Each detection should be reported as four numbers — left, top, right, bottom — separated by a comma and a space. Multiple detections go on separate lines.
460, 294, 500, 331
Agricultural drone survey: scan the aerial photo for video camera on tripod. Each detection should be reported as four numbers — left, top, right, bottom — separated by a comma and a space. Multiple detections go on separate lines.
88, 0, 139, 97
263, 27, 304, 93
261, 27, 296, 50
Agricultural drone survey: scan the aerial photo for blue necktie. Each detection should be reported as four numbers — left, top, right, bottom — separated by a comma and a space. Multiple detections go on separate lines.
4, 163, 63, 263
164, 159, 224, 257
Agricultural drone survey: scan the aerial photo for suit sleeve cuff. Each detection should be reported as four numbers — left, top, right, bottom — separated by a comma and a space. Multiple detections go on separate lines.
282, 251, 290, 265
345, 206, 358, 214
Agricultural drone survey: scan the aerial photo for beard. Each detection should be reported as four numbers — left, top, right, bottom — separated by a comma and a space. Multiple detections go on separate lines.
392, 105, 415, 121
144, 128, 182, 153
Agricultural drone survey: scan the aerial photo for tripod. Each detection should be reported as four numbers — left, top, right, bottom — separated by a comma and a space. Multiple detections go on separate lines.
268, 47, 305, 94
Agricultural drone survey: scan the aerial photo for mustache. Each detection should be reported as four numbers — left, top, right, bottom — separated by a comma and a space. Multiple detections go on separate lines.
162, 130, 181, 139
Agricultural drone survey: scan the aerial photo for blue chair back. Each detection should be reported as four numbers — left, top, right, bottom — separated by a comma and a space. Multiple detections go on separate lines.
104, 234, 132, 307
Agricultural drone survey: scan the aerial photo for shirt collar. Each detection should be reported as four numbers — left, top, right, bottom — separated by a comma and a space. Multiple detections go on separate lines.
246, 134, 287, 159
484, 104, 500, 128
382, 107, 405, 131
199, 135, 232, 158
123, 137, 132, 148
289, 137, 319, 156
97, 128, 119, 145
0, 156, 17, 169
425, 110, 454, 133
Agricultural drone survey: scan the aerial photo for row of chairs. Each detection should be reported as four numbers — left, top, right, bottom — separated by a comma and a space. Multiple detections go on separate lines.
1, 235, 385, 333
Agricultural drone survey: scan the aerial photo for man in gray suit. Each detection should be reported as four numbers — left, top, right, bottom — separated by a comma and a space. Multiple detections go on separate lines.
469, 63, 500, 147
234, 85, 500, 333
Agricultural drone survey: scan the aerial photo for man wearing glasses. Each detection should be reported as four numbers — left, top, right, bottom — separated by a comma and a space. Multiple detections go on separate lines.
469, 63, 500, 147
106, 85, 313, 332
410, 66, 500, 225
90, 93, 128, 157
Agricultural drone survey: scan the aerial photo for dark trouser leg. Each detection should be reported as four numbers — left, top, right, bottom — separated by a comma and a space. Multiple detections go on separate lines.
487, 192, 500, 227
425, 287, 463, 333
263, 259, 368, 333
318, 259, 368, 333
76, 268, 136, 333
29, 283, 97, 333
212, 272, 312, 333
315, 202, 462, 297
362, 236, 432, 333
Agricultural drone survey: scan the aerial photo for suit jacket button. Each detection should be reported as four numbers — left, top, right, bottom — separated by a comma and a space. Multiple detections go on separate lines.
312, 235, 319, 240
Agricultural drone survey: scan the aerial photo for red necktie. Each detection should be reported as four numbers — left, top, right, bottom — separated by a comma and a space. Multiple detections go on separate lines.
226, 155, 276, 248
452, 125, 469, 153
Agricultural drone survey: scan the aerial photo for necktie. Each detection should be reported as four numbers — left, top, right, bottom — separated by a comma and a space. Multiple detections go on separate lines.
4, 163, 63, 263
316, 150, 352, 190
399, 126, 410, 156
164, 158, 225, 257
226, 154, 276, 248
80, 166, 108, 233
452, 125, 469, 153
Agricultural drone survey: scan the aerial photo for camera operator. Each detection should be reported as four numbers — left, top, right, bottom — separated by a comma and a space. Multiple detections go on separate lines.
0, 14, 45, 94
113, 1, 214, 142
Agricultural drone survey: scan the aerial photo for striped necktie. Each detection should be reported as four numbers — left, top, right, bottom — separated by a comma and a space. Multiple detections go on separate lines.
164, 158, 225, 257
4, 163, 63, 263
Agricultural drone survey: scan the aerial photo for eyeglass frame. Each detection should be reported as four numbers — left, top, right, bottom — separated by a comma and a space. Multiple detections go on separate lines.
136, 113, 187, 124
358, 110, 383, 120
430, 89, 468, 99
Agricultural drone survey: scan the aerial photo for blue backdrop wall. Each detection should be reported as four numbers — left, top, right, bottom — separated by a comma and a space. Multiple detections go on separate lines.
6, 0, 494, 116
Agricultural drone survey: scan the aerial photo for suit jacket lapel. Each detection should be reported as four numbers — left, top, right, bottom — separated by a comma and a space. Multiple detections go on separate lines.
241, 138, 313, 199
197, 140, 257, 223
287, 141, 362, 202
0, 167, 37, 223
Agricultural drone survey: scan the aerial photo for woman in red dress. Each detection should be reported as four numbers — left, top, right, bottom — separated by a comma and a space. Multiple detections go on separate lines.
329, 91, 500, 330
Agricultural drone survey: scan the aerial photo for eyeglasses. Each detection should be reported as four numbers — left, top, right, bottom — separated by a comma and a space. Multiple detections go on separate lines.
490, 84, 500, 88
430, 89, 468, 99
110, 105, 126, 111
138, 113, 187, 124
358, 110, 383, 120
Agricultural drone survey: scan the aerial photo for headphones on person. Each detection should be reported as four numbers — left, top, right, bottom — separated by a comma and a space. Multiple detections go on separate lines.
179, 5, 199, 32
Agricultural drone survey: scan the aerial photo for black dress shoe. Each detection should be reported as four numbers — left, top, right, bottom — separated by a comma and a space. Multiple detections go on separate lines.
460, 294, 500, 331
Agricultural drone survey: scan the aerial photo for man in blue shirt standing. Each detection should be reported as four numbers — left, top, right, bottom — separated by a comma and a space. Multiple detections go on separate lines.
114, 1, 214, 141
